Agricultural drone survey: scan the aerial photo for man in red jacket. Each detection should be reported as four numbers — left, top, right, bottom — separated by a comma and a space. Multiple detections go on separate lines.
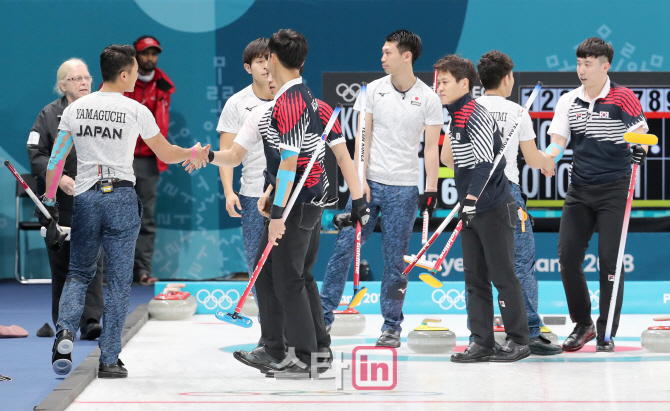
125, 35, 175, 285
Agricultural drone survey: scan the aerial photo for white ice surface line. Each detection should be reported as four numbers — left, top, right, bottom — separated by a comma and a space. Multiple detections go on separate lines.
67, 314, 670, 411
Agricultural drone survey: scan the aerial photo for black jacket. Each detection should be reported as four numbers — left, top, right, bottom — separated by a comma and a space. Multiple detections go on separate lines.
27, 96, 77, 224
446, 93, 509, 214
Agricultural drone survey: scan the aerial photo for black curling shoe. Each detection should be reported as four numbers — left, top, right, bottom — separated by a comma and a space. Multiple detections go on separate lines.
234, 345, 285, 374
52, 329, 74, 375
529, 334, 564, 356
490, 338, 531, 362
451, 342, 492, 363
80, 320, 103, 341
562, 323, 596, 352
98, 359, 128, 378
596, 337, 615, 352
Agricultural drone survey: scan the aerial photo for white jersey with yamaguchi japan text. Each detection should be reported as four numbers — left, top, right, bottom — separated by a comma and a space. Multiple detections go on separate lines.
58, 91, 160, 196
216, 84, 271, 197
353, 75, 443, 187
476, 95, 536, 185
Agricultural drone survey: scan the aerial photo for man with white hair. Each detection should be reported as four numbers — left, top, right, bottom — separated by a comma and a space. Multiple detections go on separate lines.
27, 58, 104, 341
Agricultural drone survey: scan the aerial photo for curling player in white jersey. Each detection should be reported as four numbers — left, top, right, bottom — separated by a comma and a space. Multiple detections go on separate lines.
475, 50, 563, 356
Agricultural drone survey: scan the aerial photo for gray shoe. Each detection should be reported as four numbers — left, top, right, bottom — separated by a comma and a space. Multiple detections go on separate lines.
375, 330, 401, 348
490, 339, 531, 362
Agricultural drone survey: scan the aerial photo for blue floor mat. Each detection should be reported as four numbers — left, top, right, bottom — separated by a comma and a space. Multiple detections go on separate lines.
0, 282, 155, 411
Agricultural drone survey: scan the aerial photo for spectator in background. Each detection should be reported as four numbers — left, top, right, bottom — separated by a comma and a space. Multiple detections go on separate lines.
125, 36, 175, 285
216, 38, 272, 306
27, 58, 104, 340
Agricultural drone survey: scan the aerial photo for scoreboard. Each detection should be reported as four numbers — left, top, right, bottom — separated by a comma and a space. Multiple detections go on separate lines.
513, 72, 670, 207
322, 72, 670, 210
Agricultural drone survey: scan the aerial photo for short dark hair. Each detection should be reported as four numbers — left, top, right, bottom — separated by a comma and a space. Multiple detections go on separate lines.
576, 37, 613, 64
100, 44, 136, 82
385, 29, 422, 65
243, 38, 269, 66
433, 55, 477, 92
268, 29, 308, 70
477, 50, 514, 90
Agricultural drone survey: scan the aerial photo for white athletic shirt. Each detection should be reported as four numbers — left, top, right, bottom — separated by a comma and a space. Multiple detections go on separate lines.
233, 101, 274, 153
353, 75, 443, 186
476, 95, 536, 185
216, 85, 271, 197
58, 91, 160, 196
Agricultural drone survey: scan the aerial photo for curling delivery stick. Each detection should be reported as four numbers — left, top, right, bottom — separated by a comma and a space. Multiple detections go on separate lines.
604, 132, 658, 342
348, 83, 368, 309
5, 160, 69, 247
420, 71, 440, 246
401, 203, 461, 288
5, 160, 52, 219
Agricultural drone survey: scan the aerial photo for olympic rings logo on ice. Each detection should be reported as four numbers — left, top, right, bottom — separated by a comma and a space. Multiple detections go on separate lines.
432, 289, 466, 310
336, 83, 361, 103
196, 289, 240, 310
589, 290, 600, 310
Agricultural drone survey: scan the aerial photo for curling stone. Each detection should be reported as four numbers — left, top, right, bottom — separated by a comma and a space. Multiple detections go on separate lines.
540, 325, 559, 344
239, 294, 259, 317
148, 286, 197, 321
330, 306, 366, 336
641, 318, 670, 353
407, 318, 456, 354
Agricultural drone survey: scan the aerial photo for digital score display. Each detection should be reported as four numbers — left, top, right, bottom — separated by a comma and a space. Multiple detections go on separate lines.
323, 72, 670, 210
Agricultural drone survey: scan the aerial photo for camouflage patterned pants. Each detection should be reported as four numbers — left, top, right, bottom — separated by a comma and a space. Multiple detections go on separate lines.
57, 186, 142, 364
